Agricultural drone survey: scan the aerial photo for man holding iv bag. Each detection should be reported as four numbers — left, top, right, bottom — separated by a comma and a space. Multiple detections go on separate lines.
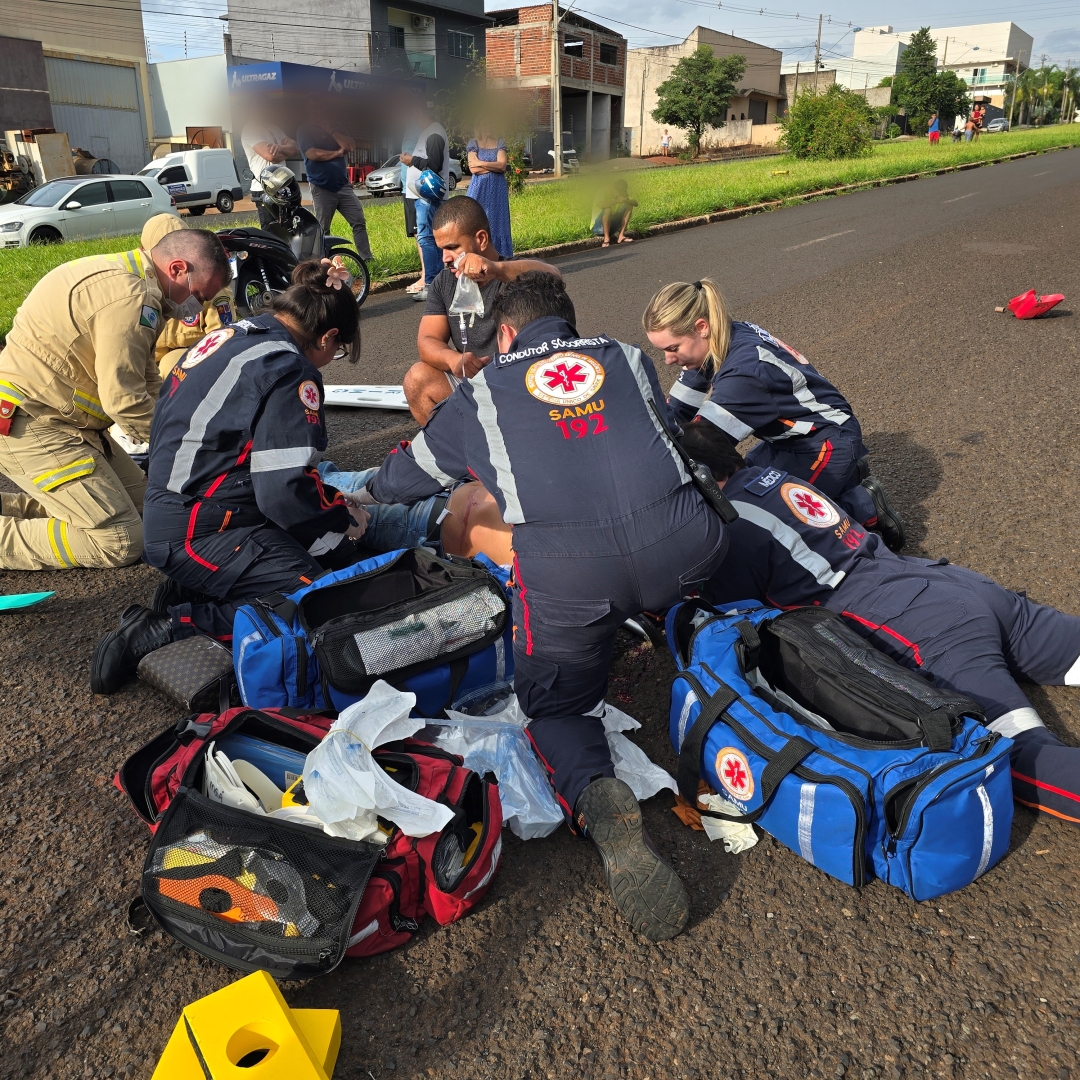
405, 197, 562, 424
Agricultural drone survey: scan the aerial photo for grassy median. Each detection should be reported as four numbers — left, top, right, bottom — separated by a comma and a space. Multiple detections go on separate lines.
2, 127, 1078, 340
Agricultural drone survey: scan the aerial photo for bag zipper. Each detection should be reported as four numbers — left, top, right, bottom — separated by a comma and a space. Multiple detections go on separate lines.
887, 734, 1001, 846
679, 668, 868, 887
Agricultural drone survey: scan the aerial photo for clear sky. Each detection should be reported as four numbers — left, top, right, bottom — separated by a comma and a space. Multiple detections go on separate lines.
143, 0, 1078, 67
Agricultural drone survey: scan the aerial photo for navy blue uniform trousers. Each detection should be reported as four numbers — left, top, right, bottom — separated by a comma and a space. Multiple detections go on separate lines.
745, 423, 876, 526
152, 524, 366, 641
826, 557, 1080, 824
513, 488, 726, 824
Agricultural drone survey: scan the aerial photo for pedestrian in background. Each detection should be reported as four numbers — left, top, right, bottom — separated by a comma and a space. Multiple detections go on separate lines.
297, 95, 374, 261
592, 178, 638, 247
661, 129, 671, 157
401, 114, 425, 295
401, 101, 450, 302
928, 111, 940, 144
466, 125, 513, 258
240, 102, 299, 229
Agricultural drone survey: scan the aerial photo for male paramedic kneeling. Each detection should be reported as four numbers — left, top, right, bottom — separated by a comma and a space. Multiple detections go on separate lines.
0, 228, 231, 571
682, 422, 1080, 826
367, 273, 728, 939
643, 279, 906, 551
140, 214, 237, 380
90, 259, 370, 694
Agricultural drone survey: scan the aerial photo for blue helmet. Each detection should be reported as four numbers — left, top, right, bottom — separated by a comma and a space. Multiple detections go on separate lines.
414, 168, 446, 204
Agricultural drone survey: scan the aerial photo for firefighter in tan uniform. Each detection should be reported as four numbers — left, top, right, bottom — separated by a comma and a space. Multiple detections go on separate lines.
0, 228, 232, 570
140, 214, 236, 379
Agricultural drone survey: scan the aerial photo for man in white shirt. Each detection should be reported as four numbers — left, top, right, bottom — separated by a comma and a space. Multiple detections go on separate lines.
240, 115, 300, 228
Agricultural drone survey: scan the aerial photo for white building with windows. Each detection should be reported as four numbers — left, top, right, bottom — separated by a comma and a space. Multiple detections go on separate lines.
833, 23, 1032, 109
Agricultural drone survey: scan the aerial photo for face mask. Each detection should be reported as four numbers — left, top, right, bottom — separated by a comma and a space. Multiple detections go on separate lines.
166, 273, 203, 321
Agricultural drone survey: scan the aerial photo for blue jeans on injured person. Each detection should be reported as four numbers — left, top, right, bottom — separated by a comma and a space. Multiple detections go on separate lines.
318, 463, 439, 551
413, 196, 443, 284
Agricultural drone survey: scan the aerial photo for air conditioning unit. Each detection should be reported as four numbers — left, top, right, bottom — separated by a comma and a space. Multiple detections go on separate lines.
412, 14, 433, 31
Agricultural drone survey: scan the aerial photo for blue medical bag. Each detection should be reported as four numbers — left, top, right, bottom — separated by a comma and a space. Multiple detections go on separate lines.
666, 601, 1014, 900
233, 547, 513, 716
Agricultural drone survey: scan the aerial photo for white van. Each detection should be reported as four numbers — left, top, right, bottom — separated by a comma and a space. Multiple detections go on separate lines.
139, 148, 243, 216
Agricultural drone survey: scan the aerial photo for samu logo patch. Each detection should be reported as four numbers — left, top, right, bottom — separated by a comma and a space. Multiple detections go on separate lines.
525, 352, 604, 407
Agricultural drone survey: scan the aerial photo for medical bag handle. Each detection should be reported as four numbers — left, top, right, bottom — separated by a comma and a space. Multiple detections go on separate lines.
678, 678, 815, 823
648, 400, 739, 524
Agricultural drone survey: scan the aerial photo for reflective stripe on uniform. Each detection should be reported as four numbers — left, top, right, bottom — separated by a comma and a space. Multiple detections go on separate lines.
617, 340, 692, 486
669, 379, 707, 408
33, 456, 96, 492
756, 346, 850, 426
410, 430, 458, 488
248, 446, 320, 473
730, 499, 847, 589
167, 341, 296, 494
0, 379, 26, 405
111, 248, 149, 280
768, 419, 816, 441
987, 706, 1045, 738
73, 390, 109, 422
48, 519, 78, 567
471, 368, 524, 524
697, 399, 754, 441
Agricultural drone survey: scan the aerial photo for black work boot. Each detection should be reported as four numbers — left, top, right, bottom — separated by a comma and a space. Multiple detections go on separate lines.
90, 605, 174, 695
576, 777, 690, 941
861, 475, 906, 552
151, 578, 210, 615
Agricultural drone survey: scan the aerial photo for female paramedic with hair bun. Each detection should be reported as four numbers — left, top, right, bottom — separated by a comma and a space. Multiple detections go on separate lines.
642, 278, 906, 552
91, 257, 371, 694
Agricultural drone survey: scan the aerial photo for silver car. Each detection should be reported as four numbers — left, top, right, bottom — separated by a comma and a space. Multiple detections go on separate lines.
365, 155, 460, 197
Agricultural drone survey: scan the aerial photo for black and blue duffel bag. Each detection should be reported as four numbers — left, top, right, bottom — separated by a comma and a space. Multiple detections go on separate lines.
667, 600, 1014, 900
233, 547, 513, 716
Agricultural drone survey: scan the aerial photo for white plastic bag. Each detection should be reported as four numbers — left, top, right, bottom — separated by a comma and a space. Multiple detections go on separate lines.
601, 706, 679, 803
303, 681, 456, 840
432, 694, 678, 840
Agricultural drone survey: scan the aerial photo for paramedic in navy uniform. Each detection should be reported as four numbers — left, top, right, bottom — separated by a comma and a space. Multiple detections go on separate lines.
368, 272, 728, 940
642, 278, 906, 551
682, 422, 1080, 829
90, 258, 371, 694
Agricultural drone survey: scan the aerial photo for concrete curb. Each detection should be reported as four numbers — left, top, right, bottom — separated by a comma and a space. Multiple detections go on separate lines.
368, 144, 1077, 295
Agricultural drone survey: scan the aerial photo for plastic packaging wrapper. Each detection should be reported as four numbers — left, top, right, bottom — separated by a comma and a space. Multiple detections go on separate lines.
432, 691, 678, 840
304, 680, 456, 840
698, 792, 760, 853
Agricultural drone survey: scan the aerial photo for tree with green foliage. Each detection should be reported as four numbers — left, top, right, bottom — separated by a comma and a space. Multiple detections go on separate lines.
891, 27, 973, 132
780, 82, 874, 159
651, 46, 747, 157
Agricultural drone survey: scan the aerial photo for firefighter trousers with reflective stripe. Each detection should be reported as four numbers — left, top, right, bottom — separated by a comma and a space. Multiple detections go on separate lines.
0, 414, 145, 570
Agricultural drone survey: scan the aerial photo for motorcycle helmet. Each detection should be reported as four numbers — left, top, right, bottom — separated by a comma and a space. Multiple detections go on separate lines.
413, 168, 446, 205
260, 165, 301, 208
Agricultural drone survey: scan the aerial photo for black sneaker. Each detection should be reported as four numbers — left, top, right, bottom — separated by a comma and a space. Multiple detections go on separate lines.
90, 605, 174, 695
861, 476, 906, 552
576, 777, 690, 941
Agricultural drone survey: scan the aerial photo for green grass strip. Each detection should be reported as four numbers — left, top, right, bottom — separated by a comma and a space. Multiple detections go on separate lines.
2, 127, 1077, 341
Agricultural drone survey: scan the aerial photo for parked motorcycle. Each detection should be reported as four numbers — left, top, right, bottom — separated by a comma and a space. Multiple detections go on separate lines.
216, 166, 370, 315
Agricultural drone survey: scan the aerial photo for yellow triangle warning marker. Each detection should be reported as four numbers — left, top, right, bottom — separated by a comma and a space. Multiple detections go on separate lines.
152, 970, 340, 1078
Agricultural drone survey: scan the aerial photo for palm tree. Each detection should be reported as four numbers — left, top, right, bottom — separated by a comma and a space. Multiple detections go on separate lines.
1060, 65, 1079, 123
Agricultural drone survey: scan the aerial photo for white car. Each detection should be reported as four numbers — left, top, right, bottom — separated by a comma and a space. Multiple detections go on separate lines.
365, 154, 461, 197
0, 174, 178, 247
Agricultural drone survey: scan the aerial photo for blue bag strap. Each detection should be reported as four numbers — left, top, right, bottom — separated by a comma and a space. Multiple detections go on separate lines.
678, 679, 817, 823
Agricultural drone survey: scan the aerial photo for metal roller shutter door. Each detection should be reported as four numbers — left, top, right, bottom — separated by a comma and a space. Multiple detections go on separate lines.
44, 56, 148, 173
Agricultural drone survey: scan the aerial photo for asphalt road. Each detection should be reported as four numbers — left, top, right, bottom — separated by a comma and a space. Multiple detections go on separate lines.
2, 146, 1079, 1080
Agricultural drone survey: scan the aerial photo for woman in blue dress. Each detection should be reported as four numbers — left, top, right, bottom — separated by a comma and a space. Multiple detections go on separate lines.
466, 127, 513, 258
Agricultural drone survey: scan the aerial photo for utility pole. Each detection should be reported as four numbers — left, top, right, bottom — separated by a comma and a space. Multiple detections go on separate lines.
941, 37, 949, 69
792, 61, 799, 102
813, 14, 822, 93
638, 59, 647, 156
551, 2, 563, 177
